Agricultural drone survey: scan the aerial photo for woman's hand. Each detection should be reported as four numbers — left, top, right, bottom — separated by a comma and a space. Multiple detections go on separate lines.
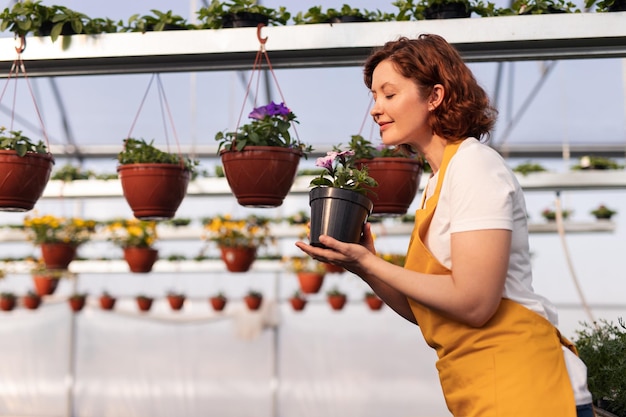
295, 223, 376, 275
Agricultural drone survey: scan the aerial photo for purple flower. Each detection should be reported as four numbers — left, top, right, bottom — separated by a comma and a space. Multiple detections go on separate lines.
315, 152, 337, 171
248, 101, 291, 120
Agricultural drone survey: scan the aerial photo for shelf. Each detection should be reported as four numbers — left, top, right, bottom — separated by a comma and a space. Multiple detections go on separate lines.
1, 13, 626, 78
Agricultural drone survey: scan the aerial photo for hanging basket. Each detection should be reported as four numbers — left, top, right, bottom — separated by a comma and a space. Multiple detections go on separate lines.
327, 294, 348, 311
117, 163, 190, 220
244, 295, 263, 311
99, 294, 116, 311
0, 151, 54, 212
136, 296, 154, 312
167, 294, 186, 311
22, 293, 42, 310
365, 295, 384, 311
296, 271, 326, 294
0, 295, 16, 311
355, 157, 423, 216
68, 296, 86, 313
123, 246, 159, 273
220, 146, 302, 207
40, 241, 77, 270
209, 296, 227, 312
289, 296, 307, 312
219, 246, 257, 273
32, 274, 60, 296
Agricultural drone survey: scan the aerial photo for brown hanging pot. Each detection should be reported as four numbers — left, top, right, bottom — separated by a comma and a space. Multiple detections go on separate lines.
136, 296, 154, 312
244, 294, 263, 311
365, 294, 384, 311
117, 163, 190, 220
99, 294, 116, 311
68, 295, 86, 313
220, 146, 302, 207
219, 245, 257, 273
123, 246, 159, 273
296, 271, 325, 294
167, 294, 186, 311
40, 241, 77, 270
0, 294, 17, 311
0, 151, 54, 212
355, 157, 423, 216
22, 293, 42, 310
32, 274, 60, 296
327, 294, 347, 311
289, 296, 307, 312
209, 295, 227, 312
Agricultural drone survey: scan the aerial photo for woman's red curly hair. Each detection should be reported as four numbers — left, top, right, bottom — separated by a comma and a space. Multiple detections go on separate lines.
363, 34, 497, 142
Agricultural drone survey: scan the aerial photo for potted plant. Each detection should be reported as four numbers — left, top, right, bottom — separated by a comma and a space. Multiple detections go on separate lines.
68, 292, 87, 312
326, 286, 347, 311
243, 289, 263, 311
284, 255, 326, 294
136, 294, 154, 312
99, 291, 116, 311
0, 128, 54, 212
203, 214, 273, 272
574, 319, 626, 416
512, 161, 548, 176
308, 149, 377, 248
166, 290, 186, 311
591, 204, 617, 220
572, 155, 624, 170
292, 5, 384, 24
400, 0, 501, 19
510, 0, 579, 14
349, 134, 424, 215
22, 290, 41, 310
541, 207, 572, 221
117, 138, 198, 220
105, 218, 159, 273
0, 292, 17, 311
216, 101, 312, 207
30, 265, 69, 296
23, 214, 97, 270
209, 292, 228, 312
585, 0, 626, 11
120, 10, 190, 32
289, 290, 307, 312
196, 0, 290, 29
364, 291, 384, 311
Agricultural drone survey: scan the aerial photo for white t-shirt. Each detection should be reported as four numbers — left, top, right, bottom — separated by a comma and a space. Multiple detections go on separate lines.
422, 138, 592, 405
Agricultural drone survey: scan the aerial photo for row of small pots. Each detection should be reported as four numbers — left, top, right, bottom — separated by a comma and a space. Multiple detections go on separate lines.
0, 292, 385, 313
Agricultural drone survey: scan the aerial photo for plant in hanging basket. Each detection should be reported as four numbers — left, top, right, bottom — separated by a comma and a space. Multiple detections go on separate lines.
216, 101, 312, 207
364, 291, 384, 311
68, 292, 87, 313
0, 128, 54, 212
326, 286, 348, 311
541, 207, 572, 222
120, 9, 191, 32
308, 150, 377, 248
117, 138, 198, 220
591, 204, 617, 220
166, 290, 186, 311
292, 4, 388, 24
23, 213, 97, 270
105, 218, 159, 273
349, 134, 424, 215
0, 292, 17, 311
571, 155, 623, 171
99, 291, 116, 311
203, 214, 273, 272
243, 289, 263, 311
283, 255, 326, 294
196, 0, 291, 29
30, 265, 72, 296
289, 290, 307, 312
585, 0, 626, 11
22, 290, 42, 310
209, 292, 228, 312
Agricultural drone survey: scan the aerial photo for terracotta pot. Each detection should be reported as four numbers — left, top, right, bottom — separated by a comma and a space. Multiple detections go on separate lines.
220, 146, 302, 207
219, 246, 257, 273
289, 297, 307, 312
222, 12, 269, 28
99, 295, 116, 310
32, 275, 60, 296
323, 263, 345, 274
355, 158, 423, 215
244, 295, 263, 311
136, 297, 153, 312
117, 163, 190, 220
167, 294, 186, 311
327, 294, 347, 311
68, 296, 86, 312
296, 272, 325, 294
22, 294, 42, 310
309, 187, 373, 248
123, 246, 158, 273
0, 150, 54, 212
209, 296, 227, 312
0, 296, 16, 311
40, 242, 77, 270
365, 295, 384, 311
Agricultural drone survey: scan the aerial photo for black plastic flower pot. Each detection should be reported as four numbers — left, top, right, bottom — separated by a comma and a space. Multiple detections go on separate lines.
309, 187, 373, 248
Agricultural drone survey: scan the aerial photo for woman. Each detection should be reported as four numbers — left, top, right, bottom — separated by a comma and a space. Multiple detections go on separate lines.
296, 34, 594, 417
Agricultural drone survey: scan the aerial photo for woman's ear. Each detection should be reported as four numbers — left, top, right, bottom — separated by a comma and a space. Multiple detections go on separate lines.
429, 84, 445, 111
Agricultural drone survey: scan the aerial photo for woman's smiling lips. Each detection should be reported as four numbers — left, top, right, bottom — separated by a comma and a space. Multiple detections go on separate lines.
378, 121, 392, 132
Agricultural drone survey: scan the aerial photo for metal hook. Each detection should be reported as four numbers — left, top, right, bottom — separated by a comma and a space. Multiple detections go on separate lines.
256, 23, 267, 45
14, 35, 25, 54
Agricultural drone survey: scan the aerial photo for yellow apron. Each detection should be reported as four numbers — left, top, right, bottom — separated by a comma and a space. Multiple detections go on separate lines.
405, 141, 577, 417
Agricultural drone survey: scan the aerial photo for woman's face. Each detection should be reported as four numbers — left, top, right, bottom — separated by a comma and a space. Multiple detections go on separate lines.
370, 60, 432, 148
